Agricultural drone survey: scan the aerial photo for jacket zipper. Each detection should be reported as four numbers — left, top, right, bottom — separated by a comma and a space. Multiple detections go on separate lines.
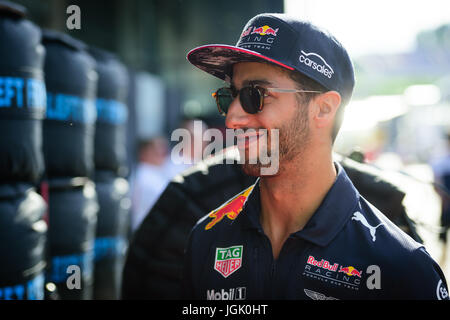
256, 229, 279, 298
270, 259, 276, 299
263, 235, 276, 299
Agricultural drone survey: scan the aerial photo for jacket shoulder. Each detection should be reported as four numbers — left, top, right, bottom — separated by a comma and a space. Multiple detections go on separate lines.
355, 200, 448, 299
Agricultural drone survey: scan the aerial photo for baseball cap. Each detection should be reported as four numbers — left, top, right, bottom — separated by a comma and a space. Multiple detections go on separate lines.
187, 13, 355, 106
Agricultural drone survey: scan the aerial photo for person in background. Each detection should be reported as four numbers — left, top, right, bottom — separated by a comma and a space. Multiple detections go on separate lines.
130, 136, 170, 232
164, 118, 208, 178
431, 130, 450, 243
131, 119, 208, 232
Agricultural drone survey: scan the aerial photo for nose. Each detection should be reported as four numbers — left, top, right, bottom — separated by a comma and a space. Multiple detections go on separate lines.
225, 96, 251, 129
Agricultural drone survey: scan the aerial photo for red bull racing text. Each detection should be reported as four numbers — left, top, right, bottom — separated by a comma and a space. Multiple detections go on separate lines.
304, 255, 363, 290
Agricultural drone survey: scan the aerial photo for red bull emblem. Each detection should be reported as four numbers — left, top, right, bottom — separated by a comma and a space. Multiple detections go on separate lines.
251, 25, 279, 36
338, 266, 363, 278
205, 185, 254, 230
241, 25, 279, 38
240, 26, 252, 38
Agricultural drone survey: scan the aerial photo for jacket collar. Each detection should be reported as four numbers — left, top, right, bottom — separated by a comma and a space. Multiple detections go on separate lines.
241, 162, 360, 247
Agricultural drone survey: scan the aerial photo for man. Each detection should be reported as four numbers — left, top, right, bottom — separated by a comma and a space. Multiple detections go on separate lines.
182, 13, 449, 299
431, 130, 450, 243
131, 137, 170, 231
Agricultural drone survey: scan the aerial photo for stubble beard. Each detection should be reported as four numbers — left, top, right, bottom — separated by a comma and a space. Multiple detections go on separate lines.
240, 106, 310, 177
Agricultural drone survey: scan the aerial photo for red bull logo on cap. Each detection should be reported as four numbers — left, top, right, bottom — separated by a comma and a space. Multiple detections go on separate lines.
241, 25, 279, 38
252, 25, 279, 36
205, 185, 254, 230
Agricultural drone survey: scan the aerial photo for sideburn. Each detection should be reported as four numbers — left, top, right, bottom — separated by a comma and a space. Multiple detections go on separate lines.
278, 101, 310, 163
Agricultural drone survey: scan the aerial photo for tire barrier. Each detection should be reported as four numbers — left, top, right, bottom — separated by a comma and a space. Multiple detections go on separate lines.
0, 1, 47, 301
0, 3, 46, 184
88, 47, 130, 299
93, 170, 130, 300
89, 47, 129, 177
46, 177, 98, 300
0, 184, 47, 300
42, 30, 98, 178
0, 1, 135, 300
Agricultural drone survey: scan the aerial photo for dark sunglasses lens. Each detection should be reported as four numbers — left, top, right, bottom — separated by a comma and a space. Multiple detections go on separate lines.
240, 86, 261, 114
215, 88, 233, 115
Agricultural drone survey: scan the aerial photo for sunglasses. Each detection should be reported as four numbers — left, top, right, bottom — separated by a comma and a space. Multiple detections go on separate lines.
212, 85, 323, 116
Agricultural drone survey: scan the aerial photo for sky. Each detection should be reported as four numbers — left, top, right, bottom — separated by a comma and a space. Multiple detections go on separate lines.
284, 0, 450, 57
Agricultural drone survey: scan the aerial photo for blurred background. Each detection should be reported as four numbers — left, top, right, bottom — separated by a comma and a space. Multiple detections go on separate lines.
14, 0, 450, 162
1, 0, 450, 298
12, 0, 285, 141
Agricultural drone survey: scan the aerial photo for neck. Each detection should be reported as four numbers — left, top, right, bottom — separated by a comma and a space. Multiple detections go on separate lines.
259, 147, 336, 258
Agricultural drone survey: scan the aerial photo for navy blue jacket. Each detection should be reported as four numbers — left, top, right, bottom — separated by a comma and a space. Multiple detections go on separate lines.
182, 163, 449, 300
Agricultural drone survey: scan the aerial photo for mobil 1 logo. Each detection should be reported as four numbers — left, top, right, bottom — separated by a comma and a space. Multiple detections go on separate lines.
206, 287, 247, 300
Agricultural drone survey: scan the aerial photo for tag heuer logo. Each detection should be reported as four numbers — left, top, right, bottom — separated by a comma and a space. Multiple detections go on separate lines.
214, 245, 243, 278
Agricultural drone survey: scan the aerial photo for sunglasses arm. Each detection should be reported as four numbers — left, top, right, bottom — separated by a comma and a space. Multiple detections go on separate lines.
265, 88, 323, 94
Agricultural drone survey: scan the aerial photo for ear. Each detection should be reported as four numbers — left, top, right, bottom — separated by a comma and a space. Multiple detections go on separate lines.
312, 91, 341, 129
